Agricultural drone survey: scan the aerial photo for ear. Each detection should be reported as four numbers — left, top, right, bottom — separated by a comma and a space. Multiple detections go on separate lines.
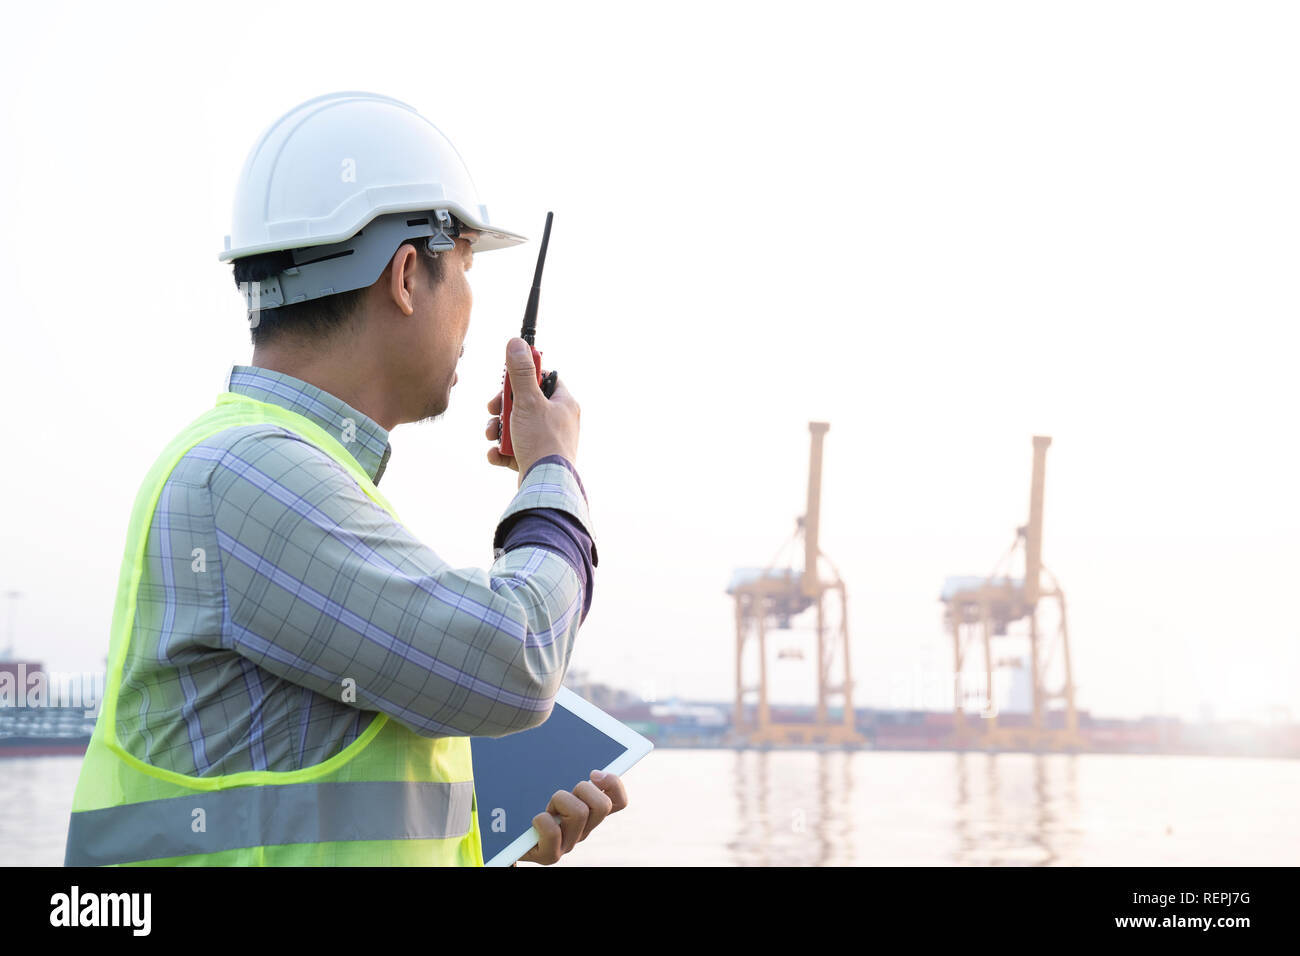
387, 243, 420, 316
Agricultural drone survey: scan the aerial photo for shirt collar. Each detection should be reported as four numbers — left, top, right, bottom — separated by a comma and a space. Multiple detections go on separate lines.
225, 365, 393, 485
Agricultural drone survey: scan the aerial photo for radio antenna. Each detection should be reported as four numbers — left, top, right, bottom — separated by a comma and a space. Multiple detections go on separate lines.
520, 211, 553, 346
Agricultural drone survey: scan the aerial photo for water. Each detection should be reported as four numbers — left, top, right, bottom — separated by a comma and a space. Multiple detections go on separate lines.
3, 751, 1298, 866
1, 755, 84, 867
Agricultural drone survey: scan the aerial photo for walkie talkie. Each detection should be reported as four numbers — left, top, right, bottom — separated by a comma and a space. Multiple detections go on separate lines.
500, 211, 557, 457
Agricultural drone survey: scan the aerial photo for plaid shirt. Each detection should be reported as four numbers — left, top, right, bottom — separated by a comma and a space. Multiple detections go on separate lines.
114, 365, 597, 776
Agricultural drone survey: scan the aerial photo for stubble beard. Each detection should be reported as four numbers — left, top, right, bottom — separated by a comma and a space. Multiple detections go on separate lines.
416, 381, 452, 424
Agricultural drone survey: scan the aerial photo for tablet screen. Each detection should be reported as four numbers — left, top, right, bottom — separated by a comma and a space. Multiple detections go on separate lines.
470, 689, 649, 865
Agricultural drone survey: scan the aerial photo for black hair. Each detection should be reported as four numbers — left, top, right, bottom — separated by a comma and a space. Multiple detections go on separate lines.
232, 238, 446, 347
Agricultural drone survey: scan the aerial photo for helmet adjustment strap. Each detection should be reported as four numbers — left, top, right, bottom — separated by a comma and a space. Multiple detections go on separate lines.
426, 209, 458, 254
239, 209, 461, 317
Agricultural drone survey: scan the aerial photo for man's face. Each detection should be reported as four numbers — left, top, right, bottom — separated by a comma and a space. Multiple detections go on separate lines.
412, 233, 475, 423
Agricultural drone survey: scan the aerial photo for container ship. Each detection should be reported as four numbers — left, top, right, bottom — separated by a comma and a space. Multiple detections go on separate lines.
603, 698, 1300, 759
0, 660, 96, 758
563, 668, 1300, 759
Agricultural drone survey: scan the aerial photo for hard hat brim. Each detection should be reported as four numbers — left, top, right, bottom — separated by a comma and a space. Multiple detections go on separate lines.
459, 223, 529, 253
221, 203, 527, 261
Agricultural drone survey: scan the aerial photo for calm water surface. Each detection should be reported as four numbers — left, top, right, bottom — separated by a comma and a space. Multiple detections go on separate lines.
3, 750, 1298, 866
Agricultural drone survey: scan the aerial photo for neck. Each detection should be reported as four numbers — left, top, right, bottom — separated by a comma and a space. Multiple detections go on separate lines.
251, 340, 401, 432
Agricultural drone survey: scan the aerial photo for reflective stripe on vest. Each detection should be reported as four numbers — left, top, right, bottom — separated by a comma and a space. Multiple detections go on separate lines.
65, 392, 484, 867
65, 780, 474, 867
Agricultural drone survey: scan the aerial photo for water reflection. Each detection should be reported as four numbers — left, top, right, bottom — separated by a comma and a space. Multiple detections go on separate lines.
1033, 756, 1058, 865
619, 749, 1291, 866
725, 748, 1087, 865
727, 749, 854, 866
951, 752, 1082, 865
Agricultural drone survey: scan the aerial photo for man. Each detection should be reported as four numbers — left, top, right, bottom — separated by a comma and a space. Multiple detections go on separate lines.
64, 92, 621, 866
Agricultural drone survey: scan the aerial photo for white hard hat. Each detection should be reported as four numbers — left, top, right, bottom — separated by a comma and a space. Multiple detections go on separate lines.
221, 91, 525, 261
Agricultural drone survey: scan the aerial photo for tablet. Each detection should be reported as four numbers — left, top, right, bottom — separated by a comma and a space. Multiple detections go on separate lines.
470, 686, 654, 866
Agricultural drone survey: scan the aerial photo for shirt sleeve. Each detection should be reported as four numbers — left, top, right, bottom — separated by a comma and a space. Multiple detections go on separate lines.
493, 455, 598, 624
498, 509, 596, 624
208, 431, 597, 739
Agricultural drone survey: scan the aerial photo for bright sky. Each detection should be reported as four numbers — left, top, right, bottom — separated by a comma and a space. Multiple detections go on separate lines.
1, 1, 1296, 723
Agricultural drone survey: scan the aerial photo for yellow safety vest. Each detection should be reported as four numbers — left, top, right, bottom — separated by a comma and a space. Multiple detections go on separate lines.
65, 391, 484, 866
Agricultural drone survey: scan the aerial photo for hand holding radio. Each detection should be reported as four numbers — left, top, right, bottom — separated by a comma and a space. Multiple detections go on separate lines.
485, 211, 578, 485
485, 338, 580, 483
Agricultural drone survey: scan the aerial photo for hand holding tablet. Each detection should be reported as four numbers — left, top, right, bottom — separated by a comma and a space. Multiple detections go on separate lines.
519, 769, 629, 864
471, 687, 653, 866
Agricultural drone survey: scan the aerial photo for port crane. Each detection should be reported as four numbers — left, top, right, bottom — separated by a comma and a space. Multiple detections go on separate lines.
727, 422, 864, 746
940, 436, 1083, 751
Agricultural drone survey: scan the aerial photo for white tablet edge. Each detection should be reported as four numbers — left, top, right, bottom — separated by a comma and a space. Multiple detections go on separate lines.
482, 686, 655, 867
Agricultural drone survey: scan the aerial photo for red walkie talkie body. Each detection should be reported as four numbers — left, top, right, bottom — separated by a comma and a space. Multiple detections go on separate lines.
500, 212, 554, 458
499, 347, 542, 457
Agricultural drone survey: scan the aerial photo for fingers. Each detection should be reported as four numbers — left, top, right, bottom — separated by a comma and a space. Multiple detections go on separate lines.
516, 776, 625, 864
572, 779, 615, 842
486, 445, 518, 471
486, 411, 509, 470
487, 374, 560, 417
590, 769, 628, 813
518, 812, 563, 865
520, 790, 588, 864
545, 789, 589, 856
504, 338, 542, 405
484, 414, 515, 471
